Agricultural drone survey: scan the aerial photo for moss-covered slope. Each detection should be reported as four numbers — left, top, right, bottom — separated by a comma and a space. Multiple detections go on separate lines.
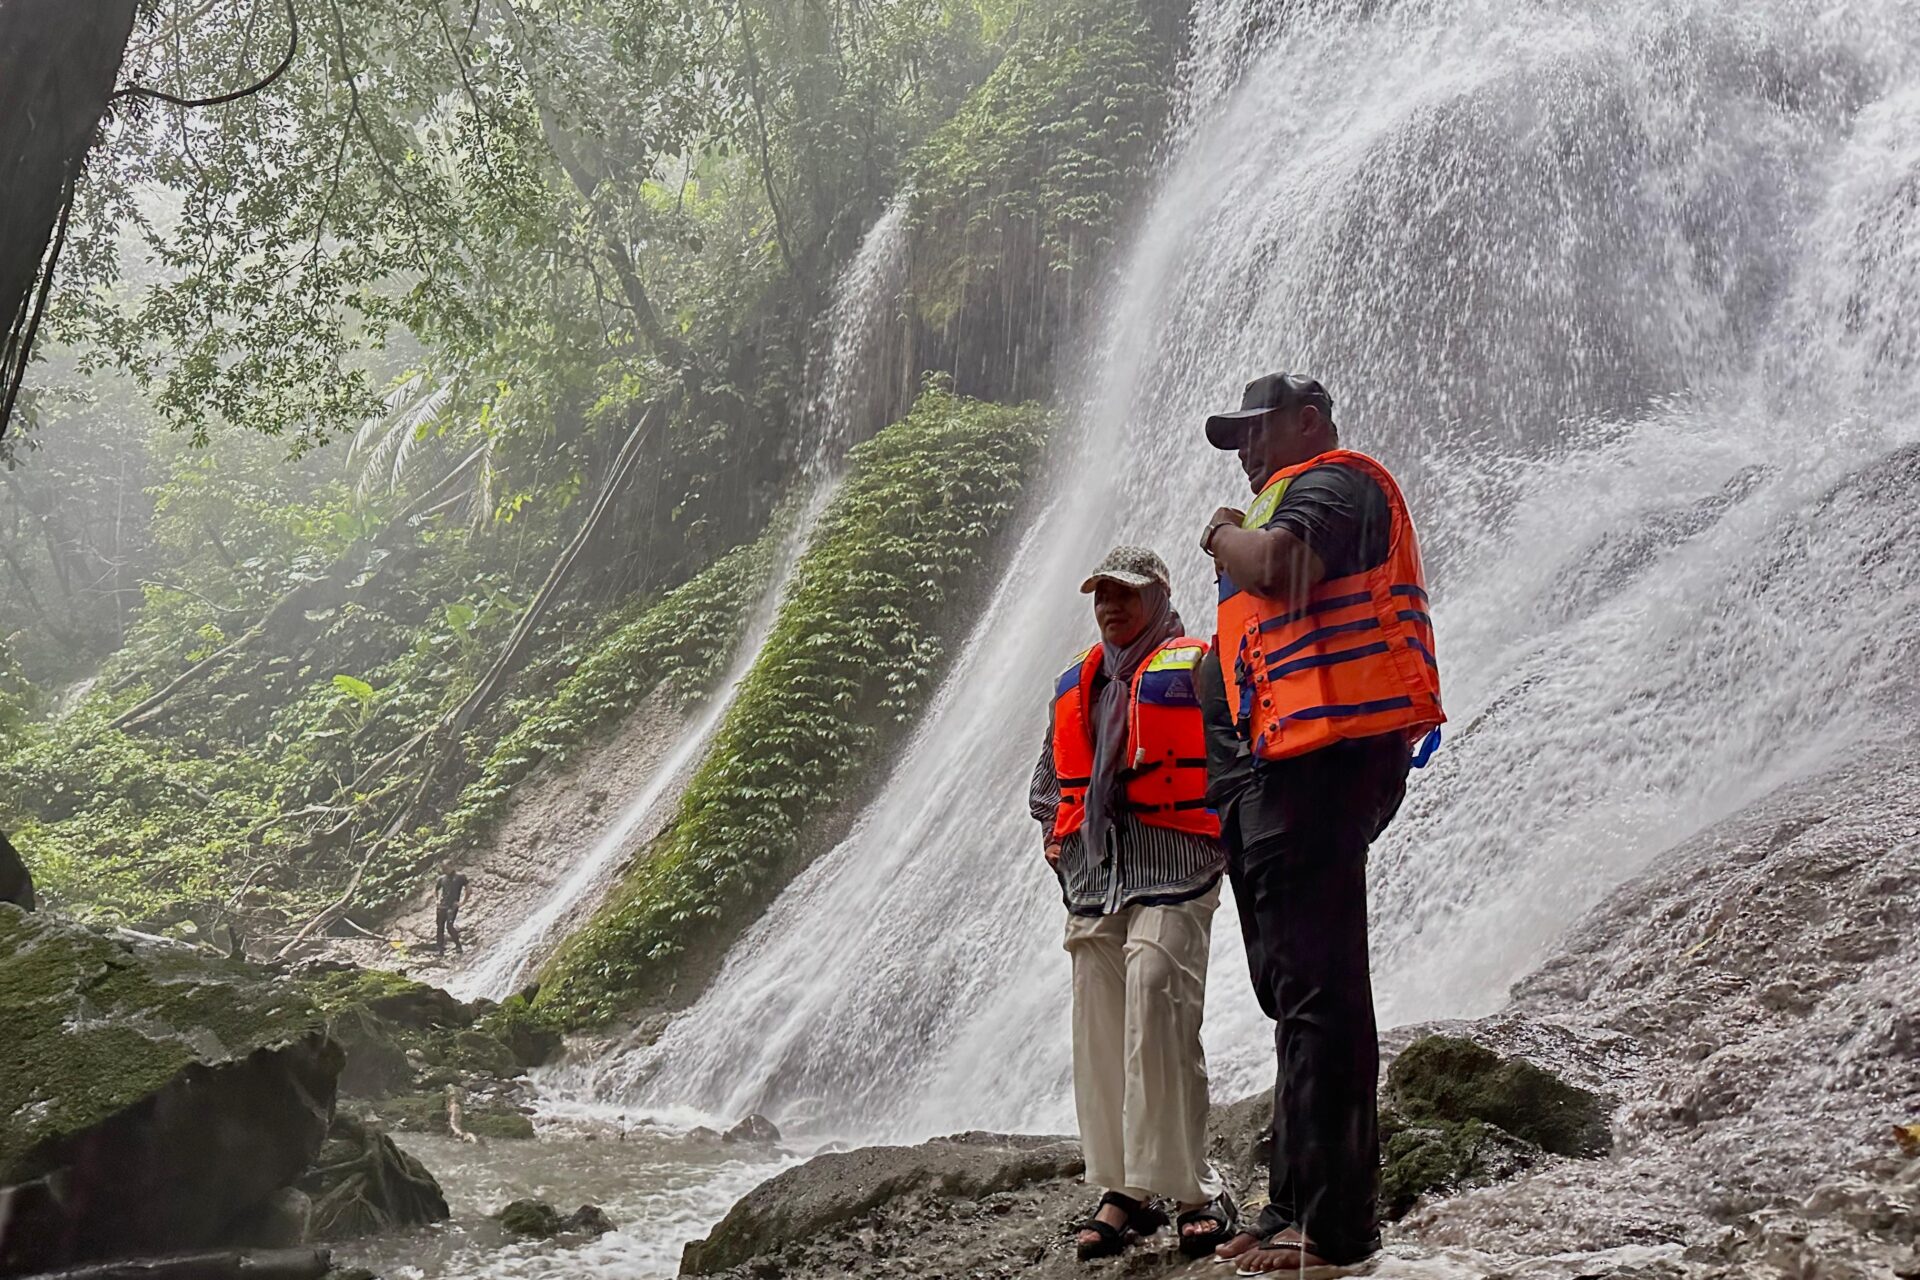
535, 381, 1048, 1024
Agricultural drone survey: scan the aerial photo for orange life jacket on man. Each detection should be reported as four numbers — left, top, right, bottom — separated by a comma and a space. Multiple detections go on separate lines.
1216, 449, 1444, 762
1051, 636, 1220, 841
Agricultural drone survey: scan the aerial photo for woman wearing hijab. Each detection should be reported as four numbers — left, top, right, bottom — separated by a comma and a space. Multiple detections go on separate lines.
1029, 545, 1237, 1262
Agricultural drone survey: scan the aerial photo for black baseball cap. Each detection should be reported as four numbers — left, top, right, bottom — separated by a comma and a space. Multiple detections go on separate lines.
1204, 373, 1335, 449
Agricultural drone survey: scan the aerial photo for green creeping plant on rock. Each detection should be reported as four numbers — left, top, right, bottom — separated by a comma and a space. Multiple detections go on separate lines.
535, 380, 1049, 1026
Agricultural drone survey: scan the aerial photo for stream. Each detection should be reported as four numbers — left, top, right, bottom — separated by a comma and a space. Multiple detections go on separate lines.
336, 1112, 798, 1279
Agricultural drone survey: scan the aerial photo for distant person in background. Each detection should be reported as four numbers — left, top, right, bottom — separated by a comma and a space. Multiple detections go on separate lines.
1197, 374, 1444, 1271
434, 861, 469, 954
0, 830, 34, 911
1029, 546, 1239, 1262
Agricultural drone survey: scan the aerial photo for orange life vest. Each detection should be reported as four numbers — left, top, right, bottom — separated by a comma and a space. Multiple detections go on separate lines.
1216, 449, 1444, 762
1050, 636, 1220, 841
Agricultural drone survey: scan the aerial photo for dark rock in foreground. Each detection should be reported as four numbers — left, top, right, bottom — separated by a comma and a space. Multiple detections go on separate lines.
299, 1114, 450, 1240
1376, 1033, 1610, 1218
0, 830, 33, 911
495, 1199, 615, 1238
0, 906, 340, 1275
18, 1247, 335, 1279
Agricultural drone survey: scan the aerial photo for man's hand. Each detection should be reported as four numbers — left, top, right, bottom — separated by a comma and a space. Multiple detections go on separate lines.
1044, 842, 1062, 867
1202, 507, 1245, 557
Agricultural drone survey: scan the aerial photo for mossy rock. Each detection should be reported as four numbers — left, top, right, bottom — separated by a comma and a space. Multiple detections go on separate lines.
302, 966, 471, 1030
0, 906, 340, 1272
496, 1198, 613, 1237
1386, 1034, 1611, 1157
475, 994, 564, 1070
465, 1108, 537, 1141
1378, 1114, 1536, 1220
370, 1091, 534, 1140
369, 1092, 447, 1134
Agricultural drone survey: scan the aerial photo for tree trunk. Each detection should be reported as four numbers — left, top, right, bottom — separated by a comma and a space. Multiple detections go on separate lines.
0, 0, 140, 440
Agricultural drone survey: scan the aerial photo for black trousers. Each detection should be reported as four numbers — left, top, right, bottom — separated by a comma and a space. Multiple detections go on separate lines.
1227, 811, 1386, 1263
435, 905, 463, 952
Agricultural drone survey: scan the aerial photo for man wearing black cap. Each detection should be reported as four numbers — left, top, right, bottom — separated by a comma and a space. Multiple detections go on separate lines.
1193, 373, 1445, 1271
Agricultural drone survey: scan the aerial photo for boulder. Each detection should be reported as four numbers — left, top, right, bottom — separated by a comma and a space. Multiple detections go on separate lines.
722, 1114, 781, 1146
495, 1199, 615, 1238
0, 907, 341, 1275
1376, 1033, 1611, 1219
680, 1133, 1082, 1275
297, 1114, 449, 1240
478, 995, 563, 1070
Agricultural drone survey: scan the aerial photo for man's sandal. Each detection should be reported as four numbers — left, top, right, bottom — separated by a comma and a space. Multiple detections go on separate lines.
1074, 1191, 1167, 1260
1236, 1234, 1332, 1276
1177, 1188, 1240, 1258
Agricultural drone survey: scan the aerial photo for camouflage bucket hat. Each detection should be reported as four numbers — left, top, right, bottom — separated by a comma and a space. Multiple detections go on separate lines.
1079, 545, 1172, 594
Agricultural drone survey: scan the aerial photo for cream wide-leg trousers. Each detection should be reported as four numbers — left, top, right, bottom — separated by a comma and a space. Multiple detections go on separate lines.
1063, 882, 1224, 1205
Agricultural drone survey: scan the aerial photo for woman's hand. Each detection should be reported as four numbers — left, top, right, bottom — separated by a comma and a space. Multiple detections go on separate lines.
1044, 842, 1062, 867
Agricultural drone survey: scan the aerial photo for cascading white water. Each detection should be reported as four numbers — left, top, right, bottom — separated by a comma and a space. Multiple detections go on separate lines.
571, 0, 1920, 1144
450, 200, 913, 1002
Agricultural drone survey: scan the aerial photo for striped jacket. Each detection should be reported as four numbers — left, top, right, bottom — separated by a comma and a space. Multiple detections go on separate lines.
1029, 712, 1226, 917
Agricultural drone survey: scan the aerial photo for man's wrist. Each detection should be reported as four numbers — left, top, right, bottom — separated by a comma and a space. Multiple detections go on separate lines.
1203, 519, 1235, 555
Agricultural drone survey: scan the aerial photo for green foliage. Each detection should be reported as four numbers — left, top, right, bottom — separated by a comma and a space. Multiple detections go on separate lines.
362, 528, 780, 907
0, 639, 31, 756
906, 0, 1183, 333
535, 380, 1046, 1024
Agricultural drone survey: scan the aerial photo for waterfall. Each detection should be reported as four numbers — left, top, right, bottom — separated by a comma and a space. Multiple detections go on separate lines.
450, 199, 913, 1002
568, 0, 1920, 1142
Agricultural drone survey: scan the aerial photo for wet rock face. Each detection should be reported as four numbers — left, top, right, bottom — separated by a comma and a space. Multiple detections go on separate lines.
1401, 748, 1920, 1275
0, 907, 340, 1275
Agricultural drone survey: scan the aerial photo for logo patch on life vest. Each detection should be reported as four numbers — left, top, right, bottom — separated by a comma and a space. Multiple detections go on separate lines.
1146, 644, 1204, 672
1243, 477, 1291, 530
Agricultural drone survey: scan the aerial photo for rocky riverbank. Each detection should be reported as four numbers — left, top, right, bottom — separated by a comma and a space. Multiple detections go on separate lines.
674, 749, 1920, 1279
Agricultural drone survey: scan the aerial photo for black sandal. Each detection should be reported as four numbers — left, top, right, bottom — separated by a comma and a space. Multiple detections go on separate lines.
1177, 1188, 1239, 1258
1075, 1191, 1166, 1260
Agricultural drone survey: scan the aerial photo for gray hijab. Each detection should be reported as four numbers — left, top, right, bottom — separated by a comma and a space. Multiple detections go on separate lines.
1081, 583, 1182, 865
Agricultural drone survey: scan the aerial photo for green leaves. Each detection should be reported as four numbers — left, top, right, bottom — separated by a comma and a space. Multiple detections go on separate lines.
331, 674, 376, 706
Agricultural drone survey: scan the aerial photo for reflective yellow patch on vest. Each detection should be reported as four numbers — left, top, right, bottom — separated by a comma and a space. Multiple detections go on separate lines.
1147, 644, 1205, 671
1243, 477, 1292, 530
